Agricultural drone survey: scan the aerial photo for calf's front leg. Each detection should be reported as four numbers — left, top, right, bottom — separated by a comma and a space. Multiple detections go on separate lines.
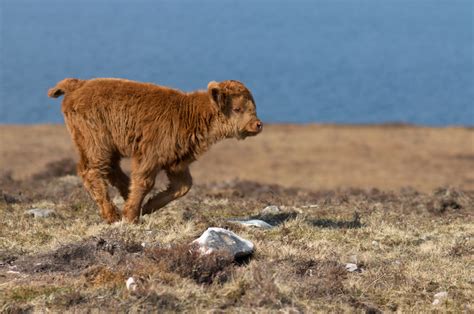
142, 165, 192, 215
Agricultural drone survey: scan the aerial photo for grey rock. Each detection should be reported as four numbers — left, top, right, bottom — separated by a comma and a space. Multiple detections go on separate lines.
228, 219, 273, 229
192, 227, 254, 257
26, 208, 55, 218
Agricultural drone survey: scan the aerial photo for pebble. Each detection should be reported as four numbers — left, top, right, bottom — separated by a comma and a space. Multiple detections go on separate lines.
228, 219, 273, 229
192, 227, 254, 258
26, 208, 55, 218
432, 291, 448, 305
6, 270, 20, 274
434, 291, 448, 299
126, 277, 137, 291
345, 263, 360, 272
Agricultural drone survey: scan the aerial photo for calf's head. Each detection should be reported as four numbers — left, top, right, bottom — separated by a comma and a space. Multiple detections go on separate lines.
208, 80, 263, 139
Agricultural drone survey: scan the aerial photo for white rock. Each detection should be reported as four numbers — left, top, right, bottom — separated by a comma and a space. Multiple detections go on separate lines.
262, 205, 281, 214
432, 291, 448, 305
228, 219, 273, 229
26, 208, 55, 218
192, 227, 254, 257
345, 263, 359, 272
434, 291, 448, 299
6, 270, 20, 274
126, 277, 137, 291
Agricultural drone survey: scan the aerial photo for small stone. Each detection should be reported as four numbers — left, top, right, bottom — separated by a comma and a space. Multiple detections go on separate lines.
192, 227, 254, 258
432, 291, 448, 305
262, 205, 281, 214
345, 263, 359, 272
228, 219, 273, 229
126, 277, 137, 291
6, 270, 20, 274
26, 208, 55, 218
434, 291, 448, 299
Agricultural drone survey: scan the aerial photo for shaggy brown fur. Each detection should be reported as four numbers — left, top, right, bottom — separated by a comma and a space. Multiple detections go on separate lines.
48, 78, 262, 223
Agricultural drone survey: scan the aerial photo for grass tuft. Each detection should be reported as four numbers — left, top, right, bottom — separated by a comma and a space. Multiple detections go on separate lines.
147, 244, 235, 285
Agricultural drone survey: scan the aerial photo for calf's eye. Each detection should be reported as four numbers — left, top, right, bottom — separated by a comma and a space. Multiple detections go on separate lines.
233, 107, 242, 113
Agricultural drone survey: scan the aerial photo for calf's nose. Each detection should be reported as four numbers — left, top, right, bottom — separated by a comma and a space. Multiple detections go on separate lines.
255, 120, 263, 131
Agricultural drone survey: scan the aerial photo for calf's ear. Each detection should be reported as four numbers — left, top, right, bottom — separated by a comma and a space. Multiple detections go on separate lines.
208, 81, 225, 109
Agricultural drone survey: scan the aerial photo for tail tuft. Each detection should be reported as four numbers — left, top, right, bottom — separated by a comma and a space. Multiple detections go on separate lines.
48, 87, 64, 98
47, 78, 84, 98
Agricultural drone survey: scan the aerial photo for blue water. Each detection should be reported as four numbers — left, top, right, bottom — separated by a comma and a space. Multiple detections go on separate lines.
1, 0, 473, 125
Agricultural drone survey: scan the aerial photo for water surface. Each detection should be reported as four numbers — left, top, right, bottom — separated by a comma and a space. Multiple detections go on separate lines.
1, 0, 472, 125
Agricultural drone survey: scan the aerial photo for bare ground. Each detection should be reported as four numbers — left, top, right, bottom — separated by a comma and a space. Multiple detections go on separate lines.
1, 124, 473, 191
0, 124, 473, 312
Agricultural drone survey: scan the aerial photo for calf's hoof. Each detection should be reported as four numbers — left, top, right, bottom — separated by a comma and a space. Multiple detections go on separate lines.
102, 210, 121, 224
122, 210, 140, 224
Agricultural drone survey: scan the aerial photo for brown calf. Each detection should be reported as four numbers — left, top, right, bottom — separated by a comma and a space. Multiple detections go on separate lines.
48, 78, 262, 223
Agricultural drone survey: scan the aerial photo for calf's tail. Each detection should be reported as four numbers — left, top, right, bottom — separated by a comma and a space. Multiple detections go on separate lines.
48, 78, 84, 98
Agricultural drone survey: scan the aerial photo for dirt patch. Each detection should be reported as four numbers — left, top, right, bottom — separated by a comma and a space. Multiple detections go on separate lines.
309, 212, 363, 229
291, 258, 347, 298
130, 292, 183, 312
425, 187, 464, 214
14, 237, 143, 274
0, 191, 19, 205
147, 244, 236, 285
0, 251, 18, 267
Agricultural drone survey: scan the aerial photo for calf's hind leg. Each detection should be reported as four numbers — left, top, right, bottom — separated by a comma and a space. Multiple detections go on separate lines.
122, 158, 158, 223
65, 119, 120, 223
142, 165, 192, 215
77, 158, 121, 223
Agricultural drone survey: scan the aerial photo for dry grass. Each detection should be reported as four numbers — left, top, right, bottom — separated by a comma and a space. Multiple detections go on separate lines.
1, 124, 473, 192
0, 162, 473, 312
